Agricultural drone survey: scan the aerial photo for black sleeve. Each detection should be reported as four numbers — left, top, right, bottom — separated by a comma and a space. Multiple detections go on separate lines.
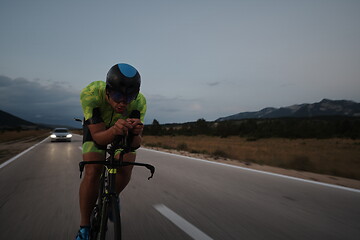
84, 108, 104, 125
82, 108, 107, 150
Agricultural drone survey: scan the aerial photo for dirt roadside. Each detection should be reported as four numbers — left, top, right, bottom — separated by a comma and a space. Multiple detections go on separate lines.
1, 138, 359, 190
146, 146, 360, 190
0, 136, 49, 165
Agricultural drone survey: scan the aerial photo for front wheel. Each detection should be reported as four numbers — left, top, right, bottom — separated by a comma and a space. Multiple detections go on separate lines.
98, 197, 109, 240
90, 205, 100, 239
110, 196, 121, 239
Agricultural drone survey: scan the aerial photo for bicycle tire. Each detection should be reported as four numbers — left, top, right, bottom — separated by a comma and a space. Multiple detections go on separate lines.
111, 195, 121, 240
90, 204, 100, 239
98, 196, 109, 240
90, 173, 106, 240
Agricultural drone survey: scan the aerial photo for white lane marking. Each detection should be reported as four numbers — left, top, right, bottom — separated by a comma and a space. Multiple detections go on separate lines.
154, 204, 213, 240
0, 137, 49, 169
142, 148, 360, 194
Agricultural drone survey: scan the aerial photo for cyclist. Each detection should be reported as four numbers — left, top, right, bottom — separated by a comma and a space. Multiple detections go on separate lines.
75, 63, 146, 240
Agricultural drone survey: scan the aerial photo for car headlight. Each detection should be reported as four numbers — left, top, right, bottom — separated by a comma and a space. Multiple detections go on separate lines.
66, 134, 72, 138
50, 134, 56, 138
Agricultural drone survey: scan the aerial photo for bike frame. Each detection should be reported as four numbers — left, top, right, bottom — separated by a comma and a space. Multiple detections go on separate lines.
79, 138, 155, 240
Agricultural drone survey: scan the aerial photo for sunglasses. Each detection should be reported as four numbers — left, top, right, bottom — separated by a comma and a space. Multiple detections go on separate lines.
108, 91, 137, 104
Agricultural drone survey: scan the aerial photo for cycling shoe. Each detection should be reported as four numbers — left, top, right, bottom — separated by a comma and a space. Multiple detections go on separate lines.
75, 226, 90, 240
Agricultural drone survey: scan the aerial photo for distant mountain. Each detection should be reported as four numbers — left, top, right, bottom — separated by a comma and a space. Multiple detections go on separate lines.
0, 110, 38, 129
0, 110, 79, 129
216, 99, 360, 121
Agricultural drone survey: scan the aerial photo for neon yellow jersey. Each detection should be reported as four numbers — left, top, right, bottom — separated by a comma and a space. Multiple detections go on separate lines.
80, 81, 146, 127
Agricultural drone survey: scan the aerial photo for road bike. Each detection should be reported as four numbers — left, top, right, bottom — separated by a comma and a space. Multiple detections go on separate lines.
78, 125, 155, 240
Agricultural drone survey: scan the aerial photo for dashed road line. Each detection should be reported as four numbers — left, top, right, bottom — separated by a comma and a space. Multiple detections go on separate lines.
154, 204, 213, 240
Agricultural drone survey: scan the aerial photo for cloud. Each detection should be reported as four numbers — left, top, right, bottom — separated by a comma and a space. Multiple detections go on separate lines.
0, 77, 212, 126
144, 93, 248, 124
0, 76, 12, 87
144, 94, 205, 124
190, 103, 202, 111
207, 81, 220, 87
0, 75, 82, 127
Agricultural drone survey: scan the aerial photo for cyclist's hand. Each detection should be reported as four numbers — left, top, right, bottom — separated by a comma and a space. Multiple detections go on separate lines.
127, 118, 144, 136
112, 119, 133, 136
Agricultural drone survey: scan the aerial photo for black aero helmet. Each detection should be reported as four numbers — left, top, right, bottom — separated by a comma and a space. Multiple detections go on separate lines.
106, 63, 141, 103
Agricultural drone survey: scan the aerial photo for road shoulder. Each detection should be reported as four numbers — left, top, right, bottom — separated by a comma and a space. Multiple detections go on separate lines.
144, 146, 360, 190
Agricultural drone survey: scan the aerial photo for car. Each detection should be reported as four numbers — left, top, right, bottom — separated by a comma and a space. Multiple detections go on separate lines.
50, 128, 72, 142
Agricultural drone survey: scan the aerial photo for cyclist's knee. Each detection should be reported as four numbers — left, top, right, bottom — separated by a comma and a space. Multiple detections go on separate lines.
84, 164, 102, 179
82, 152, 104, 179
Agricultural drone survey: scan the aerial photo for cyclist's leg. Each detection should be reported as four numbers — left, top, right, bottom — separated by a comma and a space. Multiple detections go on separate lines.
115, 151, 136, 194
79, 142, 106, 226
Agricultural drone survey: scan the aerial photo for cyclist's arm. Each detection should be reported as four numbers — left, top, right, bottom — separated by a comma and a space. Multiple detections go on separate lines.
126, 118, 144, 149
129, 129, 143, 149
129, 135, 142, 149
88, 120, 132, 146
128, 94, 146, 149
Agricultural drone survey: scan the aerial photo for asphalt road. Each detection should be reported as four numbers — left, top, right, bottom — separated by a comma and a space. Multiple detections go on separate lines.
0, 134, 359, 240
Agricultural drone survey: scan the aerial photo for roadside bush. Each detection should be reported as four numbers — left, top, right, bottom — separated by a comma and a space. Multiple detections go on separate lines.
144, 142, 163, 148
288, 156, 314, 171
190, 149, 208, 155
177, 143, 188, 151
212, 149, 229, 159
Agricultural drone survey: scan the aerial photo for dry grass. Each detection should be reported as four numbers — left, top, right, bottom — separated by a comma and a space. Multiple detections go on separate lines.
143, 135, 360, 180
0, 129, 50, 143
0, 130, 51, 165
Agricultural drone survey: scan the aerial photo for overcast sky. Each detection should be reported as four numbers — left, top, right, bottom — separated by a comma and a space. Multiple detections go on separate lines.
1, 0, 359, 127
